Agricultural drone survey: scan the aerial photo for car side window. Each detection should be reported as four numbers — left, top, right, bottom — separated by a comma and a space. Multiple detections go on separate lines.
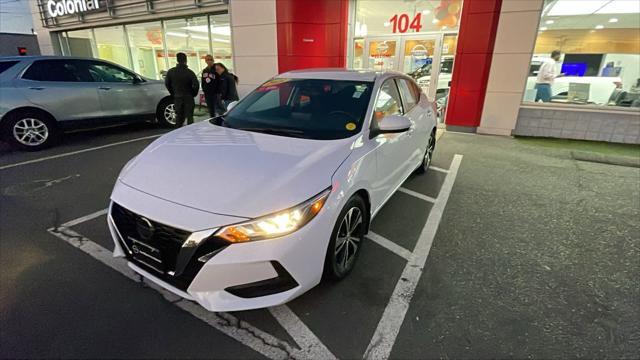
22, 60, 89, 82
86, 61, 136, 83
398, 79, 418, 111
372, 79, 404, 123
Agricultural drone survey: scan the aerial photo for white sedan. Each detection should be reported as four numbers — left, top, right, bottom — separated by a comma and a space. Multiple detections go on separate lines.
107, 69, 438, 311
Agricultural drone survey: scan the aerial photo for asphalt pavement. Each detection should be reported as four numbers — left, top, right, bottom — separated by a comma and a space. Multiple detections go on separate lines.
1, 125, 638, 359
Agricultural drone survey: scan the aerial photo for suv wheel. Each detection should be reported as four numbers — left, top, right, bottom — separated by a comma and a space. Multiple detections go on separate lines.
2, 110, 58, 151
156, 98, 177, 128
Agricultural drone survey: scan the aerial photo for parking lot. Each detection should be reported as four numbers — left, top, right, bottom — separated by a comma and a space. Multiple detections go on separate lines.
1, 125, 639, 359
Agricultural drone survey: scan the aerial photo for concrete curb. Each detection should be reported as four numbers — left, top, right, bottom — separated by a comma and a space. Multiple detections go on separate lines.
571, 150, 640, 168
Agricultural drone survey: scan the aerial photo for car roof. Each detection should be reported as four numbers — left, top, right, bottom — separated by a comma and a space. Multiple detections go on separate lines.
277, 68, 407, 82
0, 55, 103, 61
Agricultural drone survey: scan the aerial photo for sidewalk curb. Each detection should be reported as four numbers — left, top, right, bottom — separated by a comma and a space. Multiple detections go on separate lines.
571, 150, 640, 168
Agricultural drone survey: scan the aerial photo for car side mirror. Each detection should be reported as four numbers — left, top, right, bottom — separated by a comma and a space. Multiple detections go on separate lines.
375, 114, 411, 135
226, 100, 239, 112
132, 76, 143, 85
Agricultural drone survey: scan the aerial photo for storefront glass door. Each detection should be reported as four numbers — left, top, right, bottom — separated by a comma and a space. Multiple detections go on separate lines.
365, 38, 399, 72
399, 35, 440, 99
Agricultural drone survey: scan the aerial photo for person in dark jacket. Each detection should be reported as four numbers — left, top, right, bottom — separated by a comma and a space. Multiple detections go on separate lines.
214, 63, 239, 111
201, 54, 223, 117
165, 52, 199, 127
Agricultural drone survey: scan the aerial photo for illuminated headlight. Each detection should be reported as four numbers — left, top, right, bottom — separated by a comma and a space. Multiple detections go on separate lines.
217, 188, 331, 243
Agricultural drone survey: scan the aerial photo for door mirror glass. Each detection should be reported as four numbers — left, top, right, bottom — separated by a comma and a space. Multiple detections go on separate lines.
377, 114, 411, 134
226, 100, 239, 112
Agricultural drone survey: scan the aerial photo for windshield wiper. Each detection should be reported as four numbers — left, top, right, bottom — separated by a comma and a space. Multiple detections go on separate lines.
238, 127, 307, 138
209, 115, 227, 126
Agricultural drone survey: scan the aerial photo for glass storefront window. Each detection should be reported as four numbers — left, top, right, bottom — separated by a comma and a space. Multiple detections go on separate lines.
64, 29, 94, 58
93, 26, 130, 69
58, 13, 233, 79
126, 22, 166, 80
524, 0, 640, 108
209, 14, 233, 71
355, 0, 462, 37
164, 17, 211, 73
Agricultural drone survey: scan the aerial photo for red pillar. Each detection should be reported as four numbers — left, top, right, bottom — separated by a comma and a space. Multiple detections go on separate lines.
445, 0, 502, 131
275, 0, 349, 73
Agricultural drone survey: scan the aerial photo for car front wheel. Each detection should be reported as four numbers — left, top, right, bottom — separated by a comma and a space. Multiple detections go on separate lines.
2, 110, 59, 151
323, 195, 367, 280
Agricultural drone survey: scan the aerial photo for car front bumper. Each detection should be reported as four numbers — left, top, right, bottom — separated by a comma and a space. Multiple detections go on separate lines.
108, 180, 335, 312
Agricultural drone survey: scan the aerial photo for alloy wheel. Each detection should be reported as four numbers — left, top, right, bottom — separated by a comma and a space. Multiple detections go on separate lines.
334, 207, 364, 273
13, 118, 49, 147
164, 104, 176, 125
424, 134, 435, 169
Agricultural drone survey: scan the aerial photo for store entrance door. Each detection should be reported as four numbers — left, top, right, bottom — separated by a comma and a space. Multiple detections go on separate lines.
398, 35, 440, 99
364, 35, 441, 99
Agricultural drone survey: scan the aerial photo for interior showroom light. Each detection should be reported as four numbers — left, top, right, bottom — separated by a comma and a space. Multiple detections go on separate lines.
547, 0, 639, 16
182, 25, 231, 36
539, 26, 548, 31
545, 19, 554, 24
595, 24, 605, 29
166, 31, 188, 38
608, 17, 619, 22
596, 0, 640, 14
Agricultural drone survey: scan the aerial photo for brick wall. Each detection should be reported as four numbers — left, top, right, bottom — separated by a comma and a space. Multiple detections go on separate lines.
514, 107, 640, 144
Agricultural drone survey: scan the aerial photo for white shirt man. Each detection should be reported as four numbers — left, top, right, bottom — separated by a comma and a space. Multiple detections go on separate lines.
535, 50, 563, 102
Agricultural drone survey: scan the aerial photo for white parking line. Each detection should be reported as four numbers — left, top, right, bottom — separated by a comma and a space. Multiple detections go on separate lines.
398, 187, 437, 203
367, 232, 413, 261
48, 212, 328, 360
364, 154, 463, 360
269, 305, 337, 360
429, 166, 449, 174
0, 134, 163, 171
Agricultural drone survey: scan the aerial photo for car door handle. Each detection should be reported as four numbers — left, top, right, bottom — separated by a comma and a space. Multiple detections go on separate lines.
99, 86, 111, 90
29, 86, 45, 90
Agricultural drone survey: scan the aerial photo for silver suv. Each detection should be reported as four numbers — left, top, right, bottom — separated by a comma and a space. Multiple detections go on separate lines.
0, 56, 178, 151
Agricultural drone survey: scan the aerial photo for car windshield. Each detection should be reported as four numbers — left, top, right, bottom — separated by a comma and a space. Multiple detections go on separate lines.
217, 78, 374, 140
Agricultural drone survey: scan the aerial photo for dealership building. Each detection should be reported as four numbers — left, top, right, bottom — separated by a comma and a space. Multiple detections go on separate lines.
29, 0, 640, 143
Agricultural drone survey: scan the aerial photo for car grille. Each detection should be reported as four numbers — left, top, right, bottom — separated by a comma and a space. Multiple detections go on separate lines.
110, 202, 228, 291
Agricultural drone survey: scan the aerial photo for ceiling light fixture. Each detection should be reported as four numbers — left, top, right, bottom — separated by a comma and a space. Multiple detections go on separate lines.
539, 26, 548, 31
545, 20, 554, 24
595, 24, 604, 29
608, 17, 619, 22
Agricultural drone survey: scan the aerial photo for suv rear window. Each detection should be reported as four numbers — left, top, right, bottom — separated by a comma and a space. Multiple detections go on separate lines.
22, 59, 93, 82
0, 61, 19, 74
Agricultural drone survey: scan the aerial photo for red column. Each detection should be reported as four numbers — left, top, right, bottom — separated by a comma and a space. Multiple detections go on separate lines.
445, 0, 502, 130
275, 0, 349, 73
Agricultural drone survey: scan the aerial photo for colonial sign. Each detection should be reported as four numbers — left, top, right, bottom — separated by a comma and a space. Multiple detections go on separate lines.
46, 0, 101, 18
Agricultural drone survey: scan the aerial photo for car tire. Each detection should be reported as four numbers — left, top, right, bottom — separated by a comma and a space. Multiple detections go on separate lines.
156, 98, 177, 128
1, 110, 59, 151
323, 195, 368, 281
415, 129, 436, 174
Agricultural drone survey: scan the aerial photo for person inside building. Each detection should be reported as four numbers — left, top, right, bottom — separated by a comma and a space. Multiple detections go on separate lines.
165, 52, 199, 126
534, 49, 564, 103
201, 54, 223, 117
215, 63, 239, 111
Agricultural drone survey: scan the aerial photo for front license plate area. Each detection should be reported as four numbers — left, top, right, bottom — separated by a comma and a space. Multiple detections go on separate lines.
128, 236, 165, 273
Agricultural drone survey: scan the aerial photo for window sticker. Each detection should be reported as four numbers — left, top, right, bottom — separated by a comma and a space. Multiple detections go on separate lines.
346, 122, 357, 131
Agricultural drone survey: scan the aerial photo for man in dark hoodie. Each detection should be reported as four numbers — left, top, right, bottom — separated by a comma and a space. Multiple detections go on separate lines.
201, 54, 223, 117
165, 52, 199, 127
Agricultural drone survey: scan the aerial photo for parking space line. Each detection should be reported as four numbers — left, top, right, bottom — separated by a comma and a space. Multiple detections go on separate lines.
429, 166, 449, 174
0, 134, 163, 171
46, 215, 318, 360
398, 187, 437, 203
364, 154, 463, 360
367, 232, 413, 261
62, 208, 108, 228
269, 305, 337, 360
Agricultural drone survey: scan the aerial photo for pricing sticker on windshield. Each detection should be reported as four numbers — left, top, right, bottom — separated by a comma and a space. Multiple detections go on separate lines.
346, 122, 357, 131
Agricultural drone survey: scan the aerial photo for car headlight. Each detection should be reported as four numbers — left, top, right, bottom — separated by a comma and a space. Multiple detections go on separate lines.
217, 188, 331, 243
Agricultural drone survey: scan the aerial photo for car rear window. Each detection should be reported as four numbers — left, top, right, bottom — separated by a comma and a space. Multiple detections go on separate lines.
0, 61, 19, 74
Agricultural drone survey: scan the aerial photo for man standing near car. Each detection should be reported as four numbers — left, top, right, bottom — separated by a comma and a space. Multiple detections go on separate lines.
535, 49, 564, 103
165, 52, 199, 126
201, 54, 222, 117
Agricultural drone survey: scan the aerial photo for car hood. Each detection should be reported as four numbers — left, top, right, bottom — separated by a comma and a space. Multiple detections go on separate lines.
119, 121, 355, 218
